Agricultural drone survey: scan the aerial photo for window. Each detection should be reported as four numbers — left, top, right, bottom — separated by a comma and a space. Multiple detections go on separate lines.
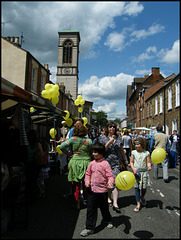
175, 80, 180, 107
132, 104, 134, 117
41, 75, 45, 92
150, 101, 152, 117
172, 119, 178, 132
31, 66, 36, 91
168, 86, 172, 109
155, 96, 158, 115
142, 108, 144, 119
159, 93, 163, 113
147, 104, 149, 118
63, 40, 72, 63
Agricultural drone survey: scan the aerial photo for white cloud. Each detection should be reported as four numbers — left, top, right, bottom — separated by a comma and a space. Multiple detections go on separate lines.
104, 31, 126, 52
135, 69, 151, 76
132, 40, 180, 66
104, 26, 134, 51
93, 102, 127, 120
3, 1, 144, 61
108, 109, 127, 120
105, 23, 165, 52
96, 102, 117, 113
123, 1, 144, 16
132, 46, 157, 62
79, 73, 134, 101
159, 40, 180, 64
130, 23, 165, 42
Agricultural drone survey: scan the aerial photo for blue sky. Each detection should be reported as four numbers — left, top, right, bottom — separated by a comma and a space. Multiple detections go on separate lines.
2, 1, 180, 120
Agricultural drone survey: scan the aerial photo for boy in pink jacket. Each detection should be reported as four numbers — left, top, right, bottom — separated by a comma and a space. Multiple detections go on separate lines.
80, 142, 114, 237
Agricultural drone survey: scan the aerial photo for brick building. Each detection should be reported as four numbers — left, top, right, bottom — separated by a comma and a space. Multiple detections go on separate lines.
144, 73, 180, 135
126, 67, 180, 135
126, 67, 164, 128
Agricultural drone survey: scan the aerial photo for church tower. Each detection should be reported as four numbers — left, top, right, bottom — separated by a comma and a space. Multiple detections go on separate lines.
56, 30, 80, 100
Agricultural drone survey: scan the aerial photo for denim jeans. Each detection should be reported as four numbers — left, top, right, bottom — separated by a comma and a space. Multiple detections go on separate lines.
153, 157, 169, 180
135, 188, 147, 203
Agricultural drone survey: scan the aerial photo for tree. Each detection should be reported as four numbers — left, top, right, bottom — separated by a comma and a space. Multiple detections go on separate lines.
114, 118, 121, 123
93, 111, 108, 127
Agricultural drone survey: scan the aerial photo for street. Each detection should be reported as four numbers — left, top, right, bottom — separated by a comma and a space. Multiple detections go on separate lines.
2, 164, 180, 239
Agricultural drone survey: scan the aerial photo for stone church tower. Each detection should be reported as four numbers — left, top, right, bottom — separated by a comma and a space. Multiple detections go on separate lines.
56, 30, 80, 100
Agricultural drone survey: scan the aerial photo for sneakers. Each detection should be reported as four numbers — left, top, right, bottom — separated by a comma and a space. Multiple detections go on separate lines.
80, 229, 94, 237
80, 222, 113, 236
106, 222, 114, 229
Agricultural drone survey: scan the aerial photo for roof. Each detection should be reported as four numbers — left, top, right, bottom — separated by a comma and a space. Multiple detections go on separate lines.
134, 77, 146, 83
58, 30, 81, 41
59, 30, 79, 33
145, 73, 180, 102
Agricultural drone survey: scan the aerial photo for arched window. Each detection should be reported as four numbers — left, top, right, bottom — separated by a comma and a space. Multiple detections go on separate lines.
63, 40, 72, 63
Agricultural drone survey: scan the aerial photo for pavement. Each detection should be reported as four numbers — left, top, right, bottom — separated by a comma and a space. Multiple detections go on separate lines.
2, 161, 180, 239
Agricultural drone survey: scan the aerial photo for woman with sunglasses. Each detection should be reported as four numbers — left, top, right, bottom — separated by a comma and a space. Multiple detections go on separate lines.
100, 122, 127, 213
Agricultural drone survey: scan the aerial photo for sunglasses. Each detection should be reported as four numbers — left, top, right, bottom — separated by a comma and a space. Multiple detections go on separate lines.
109, 125, 116, 128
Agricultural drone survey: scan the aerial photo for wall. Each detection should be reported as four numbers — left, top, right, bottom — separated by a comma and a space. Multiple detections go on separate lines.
1, 38, 27, 89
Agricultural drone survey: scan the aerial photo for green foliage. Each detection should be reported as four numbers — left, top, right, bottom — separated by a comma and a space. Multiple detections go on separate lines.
114, 118, 121, 123
93, 111, 108, 127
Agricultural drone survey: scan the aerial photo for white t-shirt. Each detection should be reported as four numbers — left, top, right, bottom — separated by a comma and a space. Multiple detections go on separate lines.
132, 150, 150, 171
122, 135, 131, 148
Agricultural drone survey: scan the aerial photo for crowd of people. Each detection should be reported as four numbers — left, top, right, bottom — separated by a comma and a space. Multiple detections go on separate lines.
56, 120, 180, 237
2, 117, 180, 237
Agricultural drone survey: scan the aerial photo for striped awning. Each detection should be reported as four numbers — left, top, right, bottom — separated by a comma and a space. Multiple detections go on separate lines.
1, 77, 63, 120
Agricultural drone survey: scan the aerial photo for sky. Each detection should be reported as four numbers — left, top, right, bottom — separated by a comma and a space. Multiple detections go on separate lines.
1, 1, 180, 120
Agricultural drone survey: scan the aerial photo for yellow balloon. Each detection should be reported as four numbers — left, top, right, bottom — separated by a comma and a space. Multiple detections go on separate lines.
80, 99, 85, 105
151, 148, 166, 164
66, 118, 73, 127
78, 107, 83, 113
56, 91, 60, 97
52, 84, 59, 92
82, 117, 88, 126
115, 171, 135, 190
30, 107, 35, 112
56, 146, 63, 154
49, 128, 57, 138
45, 83, 52, 90
74, 99, 80, 106
51, 96, 59, 105
63, 110, 70, 120
41, 90, 49, 99
77, 95, 82, 100
49, 88, 57, 98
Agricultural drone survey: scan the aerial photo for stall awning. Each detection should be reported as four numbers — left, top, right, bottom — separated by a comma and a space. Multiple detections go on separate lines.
1, 77, 63, 119
132, 127, 151, 131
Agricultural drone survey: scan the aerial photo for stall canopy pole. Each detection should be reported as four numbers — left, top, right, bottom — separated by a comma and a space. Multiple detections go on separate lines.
53, 114, 56, 153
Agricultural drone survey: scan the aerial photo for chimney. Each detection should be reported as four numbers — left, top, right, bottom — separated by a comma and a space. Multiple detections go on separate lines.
152, 67, 160, 75
43, 64, 49, 70
59, 83, 65, 93
6, 36, 20, 46
10, 36, 15, 43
